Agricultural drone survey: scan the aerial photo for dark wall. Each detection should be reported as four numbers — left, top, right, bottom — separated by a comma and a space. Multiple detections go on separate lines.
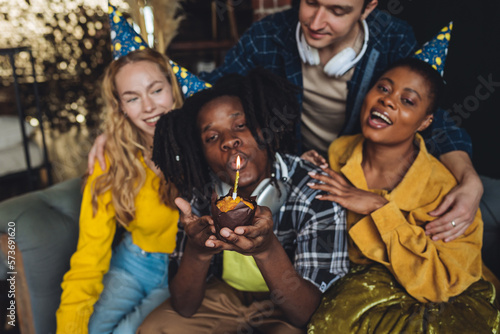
378, 0, 500, 178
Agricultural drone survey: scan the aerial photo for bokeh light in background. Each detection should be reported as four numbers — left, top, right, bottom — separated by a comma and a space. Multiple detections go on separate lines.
0, 0, 130, 132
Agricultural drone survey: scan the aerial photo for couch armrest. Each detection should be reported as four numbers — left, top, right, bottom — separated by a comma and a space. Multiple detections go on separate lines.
0, 177, 82, 334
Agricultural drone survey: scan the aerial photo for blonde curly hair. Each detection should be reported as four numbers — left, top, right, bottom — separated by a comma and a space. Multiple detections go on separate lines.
89, 48, 184, 227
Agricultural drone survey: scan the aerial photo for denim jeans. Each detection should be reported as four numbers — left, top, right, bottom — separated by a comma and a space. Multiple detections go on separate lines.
88, 232, 170, 334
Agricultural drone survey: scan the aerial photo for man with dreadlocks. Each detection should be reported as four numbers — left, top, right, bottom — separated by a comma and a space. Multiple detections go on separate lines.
137, 68, 349, 333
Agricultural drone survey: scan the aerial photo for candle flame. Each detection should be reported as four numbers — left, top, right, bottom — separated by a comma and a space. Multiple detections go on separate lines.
236, 155, 241, 170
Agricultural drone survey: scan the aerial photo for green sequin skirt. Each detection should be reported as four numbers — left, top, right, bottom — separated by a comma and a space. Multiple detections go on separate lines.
308, 264, 500, 333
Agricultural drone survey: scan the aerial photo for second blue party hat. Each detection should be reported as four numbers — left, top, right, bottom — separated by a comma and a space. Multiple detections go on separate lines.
414, 22, 452, 76
169, 60, 212, 97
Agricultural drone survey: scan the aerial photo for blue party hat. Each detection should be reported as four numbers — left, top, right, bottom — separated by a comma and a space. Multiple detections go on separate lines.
108, 4, 149, 60
108, 3, 211, 97
169, 60, 212, 97
414, 22, 452, 76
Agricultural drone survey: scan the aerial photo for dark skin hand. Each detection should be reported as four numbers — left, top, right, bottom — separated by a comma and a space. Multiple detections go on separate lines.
307, 167, 388, 215
207, 205, 274, 253
212, 205, 321, 327
169, 197, 220, 317
171, 198, 321, 326
302, 150, 481, 242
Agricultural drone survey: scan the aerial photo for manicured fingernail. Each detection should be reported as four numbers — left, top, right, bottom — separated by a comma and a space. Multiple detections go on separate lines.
308, 171, 317, 176
307, 182, 315, 187
320, 164, 328, 169
206, 241, 215, 247
221, 229, 230, 237
315, 195, 323, 199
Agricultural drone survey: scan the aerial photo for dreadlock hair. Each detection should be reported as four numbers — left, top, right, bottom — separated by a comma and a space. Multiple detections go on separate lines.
88, 48, 183, 228
153, 67, 300, 201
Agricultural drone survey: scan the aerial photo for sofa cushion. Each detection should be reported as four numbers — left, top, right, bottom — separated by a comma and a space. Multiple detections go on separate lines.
0, 177, 82, 334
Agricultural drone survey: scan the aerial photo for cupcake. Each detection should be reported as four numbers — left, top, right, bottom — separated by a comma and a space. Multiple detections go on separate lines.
211, 188, 257, 240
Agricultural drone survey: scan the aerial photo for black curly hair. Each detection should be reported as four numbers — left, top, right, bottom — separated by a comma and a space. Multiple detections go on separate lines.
152, 67, 300, 200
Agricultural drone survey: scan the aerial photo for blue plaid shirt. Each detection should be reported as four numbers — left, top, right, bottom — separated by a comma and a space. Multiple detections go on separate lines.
200, 8, 472, 158
171, 154, 349, 293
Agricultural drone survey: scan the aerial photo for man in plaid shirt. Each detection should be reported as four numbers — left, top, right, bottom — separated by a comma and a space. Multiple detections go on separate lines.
138, 69, 348, 332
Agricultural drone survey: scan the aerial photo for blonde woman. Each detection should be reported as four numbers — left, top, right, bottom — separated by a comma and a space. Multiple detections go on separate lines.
56, 48, 184, 334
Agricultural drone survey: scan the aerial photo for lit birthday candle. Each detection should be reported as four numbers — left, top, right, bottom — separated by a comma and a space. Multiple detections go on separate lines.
232, 155, 241, 200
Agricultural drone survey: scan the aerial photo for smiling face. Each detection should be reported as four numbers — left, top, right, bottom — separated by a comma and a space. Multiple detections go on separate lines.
116, 60, 174, 144
299, 0, 376, 52
360, 66, 434, 147
197, 95, 271, 198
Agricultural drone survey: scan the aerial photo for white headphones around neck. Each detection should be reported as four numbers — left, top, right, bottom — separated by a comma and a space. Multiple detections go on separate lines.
296, 20, 369, 78
215, 153, 290, 216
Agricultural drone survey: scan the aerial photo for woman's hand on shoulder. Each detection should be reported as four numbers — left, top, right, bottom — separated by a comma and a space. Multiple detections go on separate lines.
425, 175, 483, 242
307, 167, 388, 215
88, 134, 108, 174
428, 151, 483, 241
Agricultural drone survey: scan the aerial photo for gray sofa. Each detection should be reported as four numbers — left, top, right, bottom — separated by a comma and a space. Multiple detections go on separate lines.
0, 176, 499, 334
0, 178, 81, 334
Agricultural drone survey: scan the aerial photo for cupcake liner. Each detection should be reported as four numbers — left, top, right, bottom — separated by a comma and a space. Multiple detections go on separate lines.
211, 188, 257, 240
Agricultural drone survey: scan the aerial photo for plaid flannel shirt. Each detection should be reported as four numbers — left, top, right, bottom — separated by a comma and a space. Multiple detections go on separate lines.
200, 8, 472, 158
170, 154, 349, 293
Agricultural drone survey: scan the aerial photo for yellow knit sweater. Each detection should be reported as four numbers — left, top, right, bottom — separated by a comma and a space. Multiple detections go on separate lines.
56, 154, 178, 334
328, 134, 483, 303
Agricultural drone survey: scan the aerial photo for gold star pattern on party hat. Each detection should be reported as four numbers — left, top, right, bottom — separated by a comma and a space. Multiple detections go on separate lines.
414, 22, 453, 76
108, 2, 211, 97
108, 4, 149, 60
169, 60, 212, 97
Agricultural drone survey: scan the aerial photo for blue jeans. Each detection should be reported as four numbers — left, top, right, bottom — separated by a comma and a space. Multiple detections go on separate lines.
88, 232, 170, 334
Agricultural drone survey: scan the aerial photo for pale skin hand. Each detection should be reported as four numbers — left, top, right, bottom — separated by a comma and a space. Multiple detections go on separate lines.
307, 168, 388, 215
300, 149, 328, 169
87, 134, 108, 174
426, 151, 484, 242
